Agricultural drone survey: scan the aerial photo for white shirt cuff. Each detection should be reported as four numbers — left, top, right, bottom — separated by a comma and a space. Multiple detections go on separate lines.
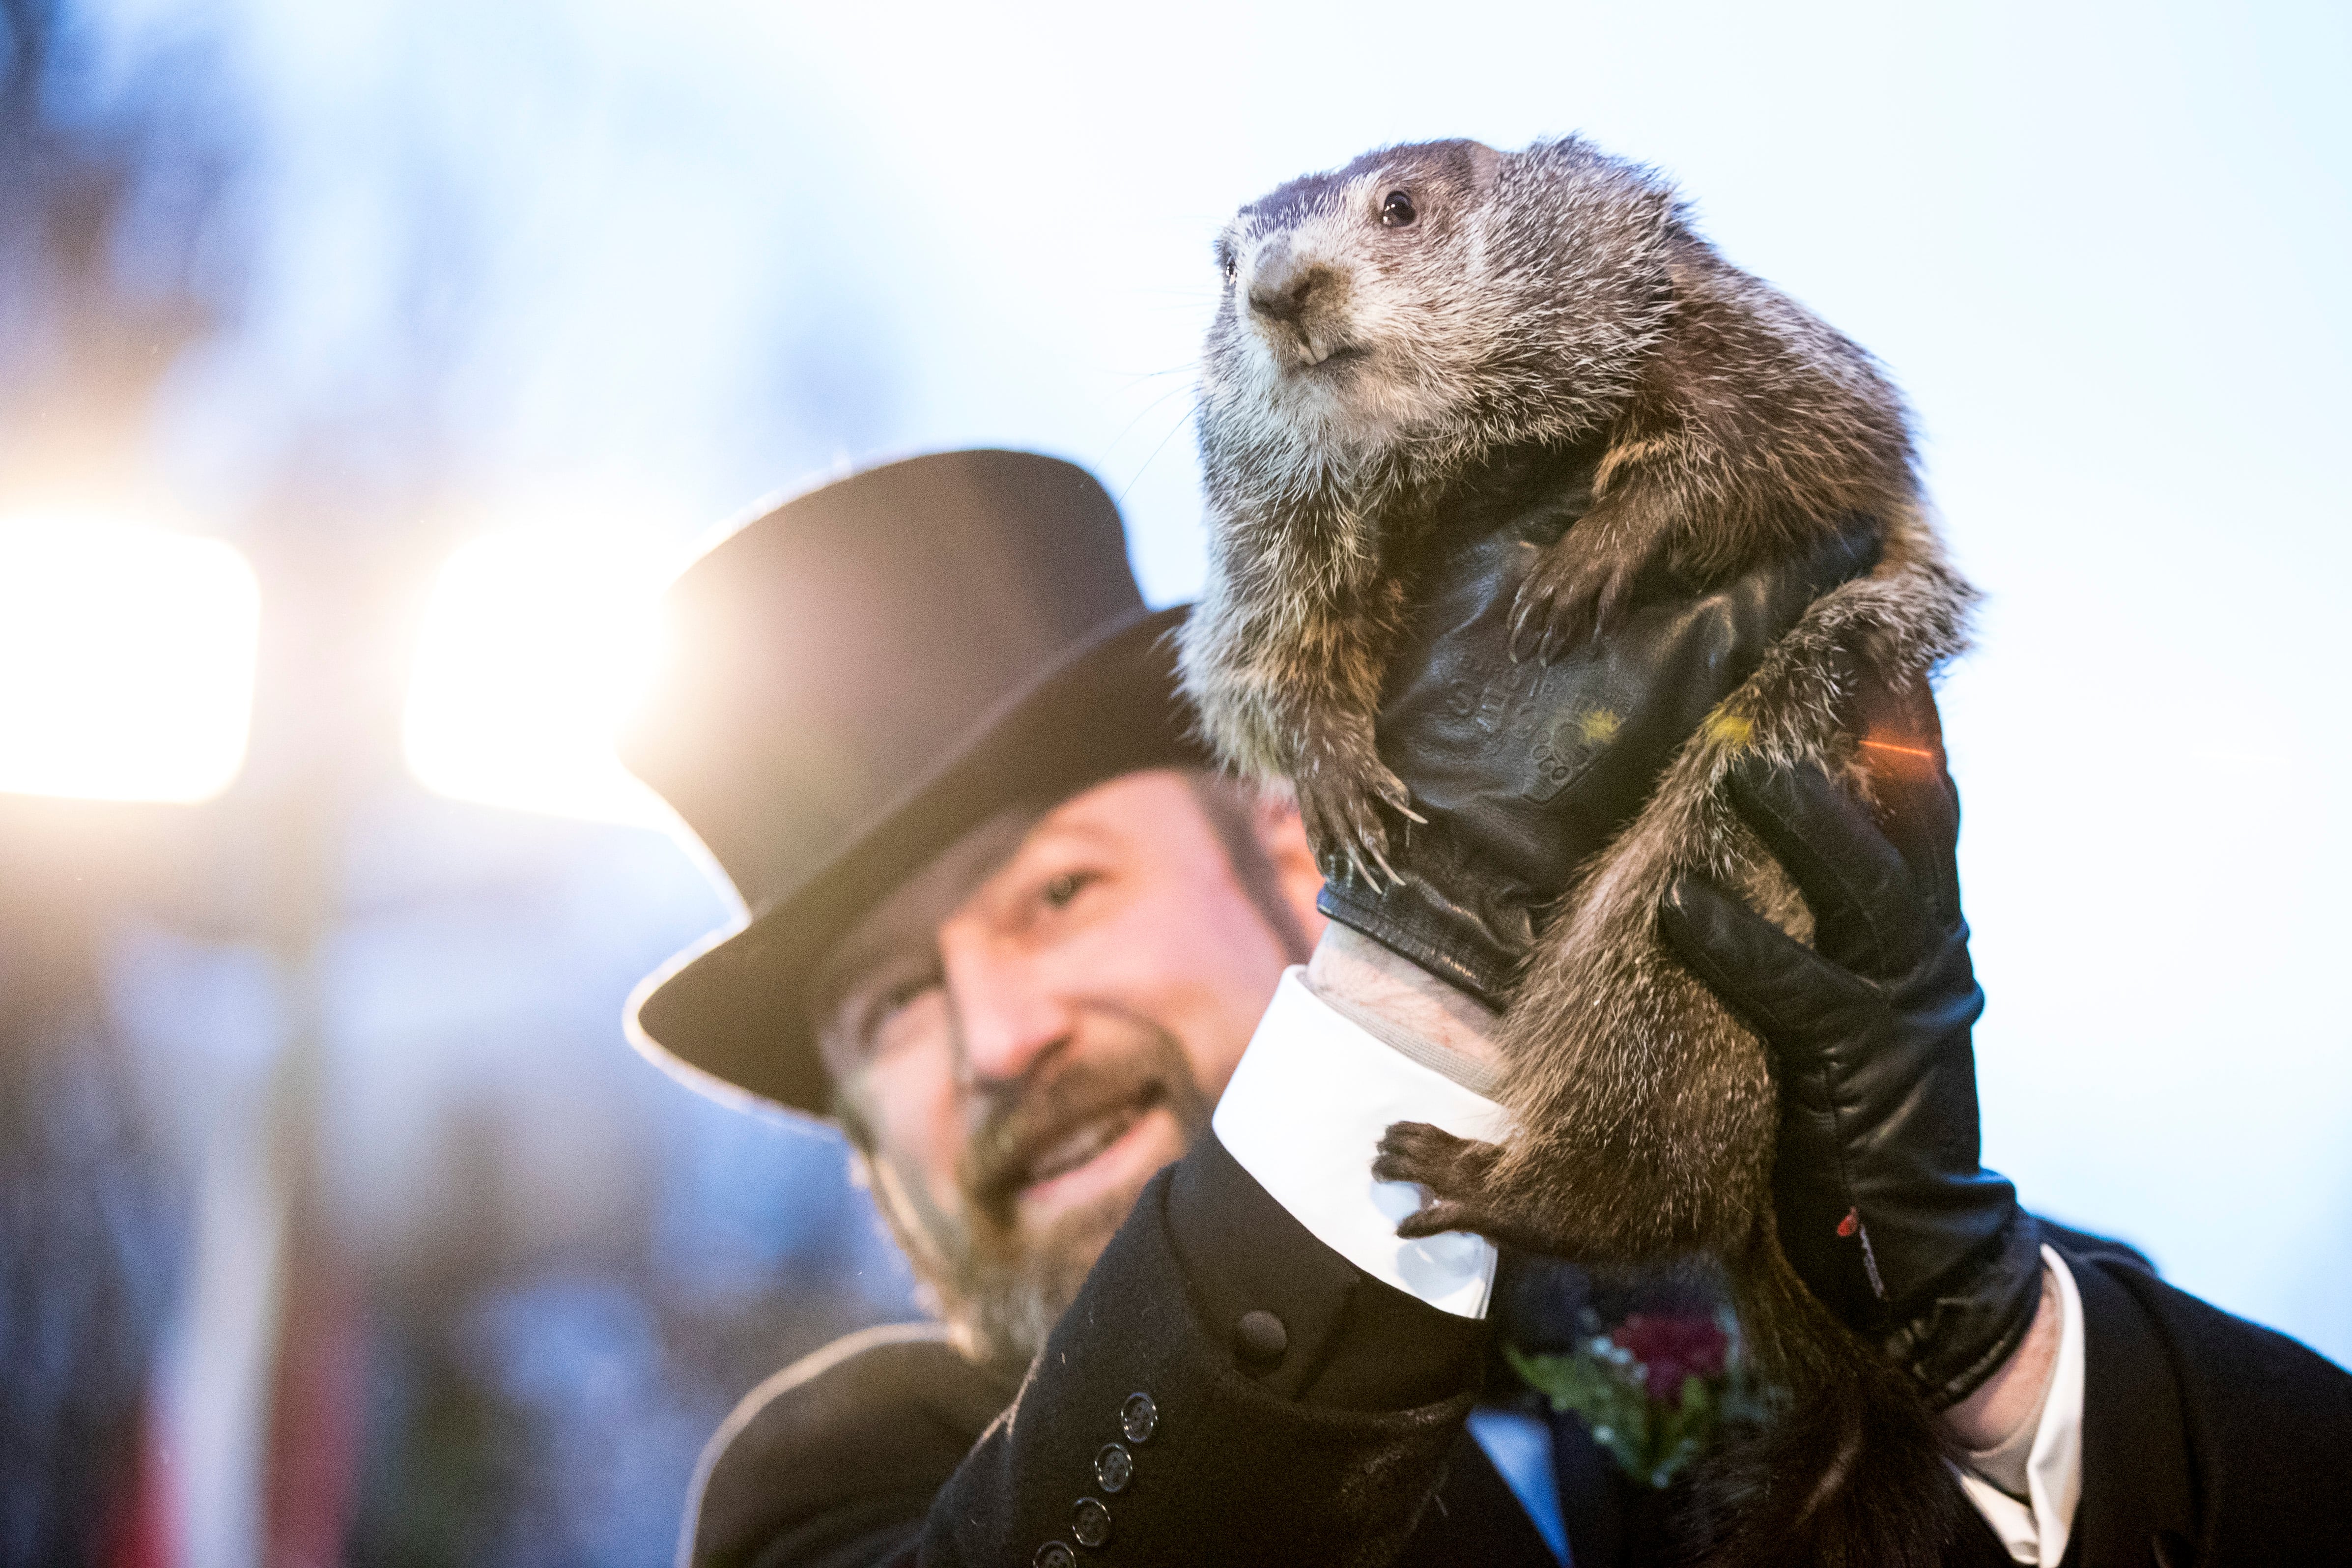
1211, 968, 1513, 1318
1954, 1246, 2087, 1566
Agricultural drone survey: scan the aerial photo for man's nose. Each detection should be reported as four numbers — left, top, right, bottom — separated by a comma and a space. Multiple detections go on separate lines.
940, 928, 1073, 1088
1247, 238, 1339, 327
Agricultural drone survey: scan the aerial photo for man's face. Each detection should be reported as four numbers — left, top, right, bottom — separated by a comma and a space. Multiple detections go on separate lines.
811, 770, 1323, 1374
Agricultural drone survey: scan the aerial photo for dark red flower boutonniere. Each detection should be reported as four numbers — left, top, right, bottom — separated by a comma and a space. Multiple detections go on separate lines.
1506, 1308, 1772, 1488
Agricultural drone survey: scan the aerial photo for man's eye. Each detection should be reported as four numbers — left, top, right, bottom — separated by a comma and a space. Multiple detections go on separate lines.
1041, 870, 1095, 910
868, 974, 939, 1034
881, 976, 934, 1010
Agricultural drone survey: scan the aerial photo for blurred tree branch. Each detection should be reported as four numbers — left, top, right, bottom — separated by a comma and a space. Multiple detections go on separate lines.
0, 0, 244, 494
0, 3, 248, 1565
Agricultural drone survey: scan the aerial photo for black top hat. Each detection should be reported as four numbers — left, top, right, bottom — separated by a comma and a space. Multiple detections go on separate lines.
621, 450, 1206, 1115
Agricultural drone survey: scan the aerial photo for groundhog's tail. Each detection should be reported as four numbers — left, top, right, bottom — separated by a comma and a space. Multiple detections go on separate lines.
1683, 1225, 1967, 1568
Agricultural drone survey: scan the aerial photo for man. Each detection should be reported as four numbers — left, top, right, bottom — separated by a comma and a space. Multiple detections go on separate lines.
623, 451, 2350, 1568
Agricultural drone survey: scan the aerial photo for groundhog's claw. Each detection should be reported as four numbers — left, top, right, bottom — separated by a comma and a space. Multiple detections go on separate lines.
1393, 1199, 1491, 1241
1295, 730, 1418, 890
1510, 547, 1638, 663
1374, 1120, 1502, 1192
1307, 780, 1392, 888
1298, 774, 1394, 889
1376, 1121, 1516, 1240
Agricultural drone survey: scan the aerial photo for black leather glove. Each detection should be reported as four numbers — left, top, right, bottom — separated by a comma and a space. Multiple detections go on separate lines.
1655, 682, 2043, 1408
1315, 463, 1883, 1006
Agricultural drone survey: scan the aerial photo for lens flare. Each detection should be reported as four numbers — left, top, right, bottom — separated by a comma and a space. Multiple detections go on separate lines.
402, 527, 672, 826
0, 518, 260, 803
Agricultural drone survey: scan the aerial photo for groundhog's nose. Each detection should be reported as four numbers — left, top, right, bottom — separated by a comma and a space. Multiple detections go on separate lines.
1246, 240, 1338, 328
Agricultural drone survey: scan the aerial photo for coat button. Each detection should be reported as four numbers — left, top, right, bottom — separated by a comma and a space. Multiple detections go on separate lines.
1034, 1544, 1076, 1568
1234, 1309, 1288, 1371
1071, 1497, 1112, 1549
1120, 1392, 1157, 1443
1093, 1443, 1133, 1494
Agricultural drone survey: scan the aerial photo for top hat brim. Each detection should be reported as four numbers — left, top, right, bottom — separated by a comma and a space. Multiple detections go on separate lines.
625, 602, 1204, 1117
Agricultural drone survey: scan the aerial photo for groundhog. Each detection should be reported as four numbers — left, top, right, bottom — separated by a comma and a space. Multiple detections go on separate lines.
1179, 136, 1980, 1568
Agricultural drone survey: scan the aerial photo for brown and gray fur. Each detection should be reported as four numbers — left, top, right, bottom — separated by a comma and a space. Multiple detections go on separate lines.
1179, 136, 1979, 1566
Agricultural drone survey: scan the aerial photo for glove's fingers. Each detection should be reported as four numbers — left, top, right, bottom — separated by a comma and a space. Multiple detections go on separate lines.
1851, 671, 1964, 932
1658, 873, 1867, 1055
1725, 756, 1928, 980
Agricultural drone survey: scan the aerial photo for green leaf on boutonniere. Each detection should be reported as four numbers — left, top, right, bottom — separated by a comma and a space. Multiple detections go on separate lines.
1505, 1308, 1772, 1489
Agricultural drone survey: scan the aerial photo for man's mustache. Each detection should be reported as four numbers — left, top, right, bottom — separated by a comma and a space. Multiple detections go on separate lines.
956, 1030, 1207, 1225
958, 1062, 1162, 1220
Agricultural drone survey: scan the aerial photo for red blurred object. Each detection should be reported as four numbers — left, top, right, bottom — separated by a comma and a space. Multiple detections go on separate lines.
262, 1211, 363, 1568
1611, 1312, 1729, 1403
100, 1393, 179, 1568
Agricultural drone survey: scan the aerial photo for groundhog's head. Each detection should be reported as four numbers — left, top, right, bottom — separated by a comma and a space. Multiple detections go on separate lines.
1199, 136, 1683, 480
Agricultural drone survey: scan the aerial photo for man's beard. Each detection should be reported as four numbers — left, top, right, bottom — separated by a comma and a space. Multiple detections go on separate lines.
857, 1014, 1213, 1382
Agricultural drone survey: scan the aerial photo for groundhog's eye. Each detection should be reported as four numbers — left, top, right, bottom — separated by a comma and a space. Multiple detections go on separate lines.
1217, 240, 1237, 282
1380, 189, 1417, 228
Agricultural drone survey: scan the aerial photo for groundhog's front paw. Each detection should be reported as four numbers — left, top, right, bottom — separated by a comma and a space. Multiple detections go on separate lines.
1374, 1121, 1508, 1239
1509, 544, 1641, 663
1295, 735, 1421, 889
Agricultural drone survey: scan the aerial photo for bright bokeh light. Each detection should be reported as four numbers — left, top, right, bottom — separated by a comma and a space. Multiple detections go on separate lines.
0, 518, 261, 803
403, 527, 673, 826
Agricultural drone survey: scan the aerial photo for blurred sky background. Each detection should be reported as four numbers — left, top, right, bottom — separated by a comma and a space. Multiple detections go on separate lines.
0, 1, 2345, 1565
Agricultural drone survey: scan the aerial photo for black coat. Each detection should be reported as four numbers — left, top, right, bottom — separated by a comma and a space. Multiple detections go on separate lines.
687, 1137, 2352, 1568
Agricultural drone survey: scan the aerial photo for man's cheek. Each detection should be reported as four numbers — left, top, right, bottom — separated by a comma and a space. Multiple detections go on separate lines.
1036, 916, 1158, 999
854, 1055, 968, 1228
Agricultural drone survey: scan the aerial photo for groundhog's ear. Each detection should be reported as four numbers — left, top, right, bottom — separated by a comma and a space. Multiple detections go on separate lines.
1465, 141, 1503, 191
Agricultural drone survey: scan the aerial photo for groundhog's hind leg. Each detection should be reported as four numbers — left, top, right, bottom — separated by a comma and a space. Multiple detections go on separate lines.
1374, 1122, 1570, 1255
